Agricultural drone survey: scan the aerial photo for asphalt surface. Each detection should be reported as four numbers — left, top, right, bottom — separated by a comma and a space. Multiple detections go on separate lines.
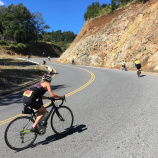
1, 57, 158, 158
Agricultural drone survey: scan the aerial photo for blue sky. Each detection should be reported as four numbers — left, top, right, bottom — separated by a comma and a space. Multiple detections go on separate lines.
1, 0, 111, 34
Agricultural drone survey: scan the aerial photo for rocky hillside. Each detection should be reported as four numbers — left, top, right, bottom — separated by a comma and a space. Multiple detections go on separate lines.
57, 0, 158, 71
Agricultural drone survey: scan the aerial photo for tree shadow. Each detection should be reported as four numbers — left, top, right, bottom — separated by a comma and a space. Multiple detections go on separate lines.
50, 84, 65, 91
50, 72, 59, 75
0, 59, 36, 67
0, 92, 24, 106
31, 124, 87, 148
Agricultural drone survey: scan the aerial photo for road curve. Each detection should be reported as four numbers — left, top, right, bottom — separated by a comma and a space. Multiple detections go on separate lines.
1, 57, 158, 158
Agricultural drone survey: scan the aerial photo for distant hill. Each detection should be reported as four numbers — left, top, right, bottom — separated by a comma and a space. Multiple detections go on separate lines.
57, 0, 158, 72
0, 42, 62, 57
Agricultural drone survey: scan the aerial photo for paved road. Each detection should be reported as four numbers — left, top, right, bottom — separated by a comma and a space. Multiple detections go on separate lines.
1, 58, 158, 158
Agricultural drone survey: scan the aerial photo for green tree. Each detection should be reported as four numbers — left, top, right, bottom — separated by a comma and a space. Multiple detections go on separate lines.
0, 3, 36, 43
0, 5, 6, 13
111, 0, 117, 12
0, 6, 6, 35
32, 12, 46, 42
101, 4, 108, 8
84, 2, 101, 20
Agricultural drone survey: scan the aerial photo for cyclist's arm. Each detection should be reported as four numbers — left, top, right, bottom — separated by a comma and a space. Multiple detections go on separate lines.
46, 83, 61, 99
42, 96, 49, 99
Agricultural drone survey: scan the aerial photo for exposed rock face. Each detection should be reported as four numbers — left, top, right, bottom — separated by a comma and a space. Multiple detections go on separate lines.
57, 0, 158, 71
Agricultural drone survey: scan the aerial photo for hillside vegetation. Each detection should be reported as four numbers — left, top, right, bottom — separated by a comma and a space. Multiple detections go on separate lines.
0, 3, 76, 56
0, 42, 62, 57
84, 0, 148, 21
57, 0, 158, 72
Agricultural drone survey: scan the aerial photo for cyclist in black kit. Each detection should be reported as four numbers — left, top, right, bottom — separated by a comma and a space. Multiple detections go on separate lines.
22, 74, 65, 132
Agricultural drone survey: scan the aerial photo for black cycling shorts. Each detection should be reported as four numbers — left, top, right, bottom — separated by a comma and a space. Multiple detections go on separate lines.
22, 95, 43, 110
136, 64, 141, 70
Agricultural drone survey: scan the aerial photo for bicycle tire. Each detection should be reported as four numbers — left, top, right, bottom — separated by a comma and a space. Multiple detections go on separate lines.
4, 116, 37, 151
51, 106, 74, 135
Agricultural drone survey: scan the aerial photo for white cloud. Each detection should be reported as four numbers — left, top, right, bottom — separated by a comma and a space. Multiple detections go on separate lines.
0, 1, 5, 6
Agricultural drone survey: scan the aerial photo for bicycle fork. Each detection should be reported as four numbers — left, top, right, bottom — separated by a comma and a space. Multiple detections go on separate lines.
55, 109, 65, 121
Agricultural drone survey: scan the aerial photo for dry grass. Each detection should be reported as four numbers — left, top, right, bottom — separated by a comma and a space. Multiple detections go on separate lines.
0, 56, 47, 91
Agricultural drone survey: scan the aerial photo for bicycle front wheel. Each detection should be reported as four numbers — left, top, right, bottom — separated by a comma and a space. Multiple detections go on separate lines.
4, 116, 37, 151
51, 106, 74, 135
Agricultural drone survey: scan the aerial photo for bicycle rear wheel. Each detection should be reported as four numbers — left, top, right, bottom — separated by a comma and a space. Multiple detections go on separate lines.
51, 106, 74, 135
137, 70, 140, 77
4, 116, 37, 150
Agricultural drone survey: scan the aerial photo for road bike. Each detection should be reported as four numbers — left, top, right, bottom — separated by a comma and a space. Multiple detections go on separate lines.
137, 69, 141, 77
4, 98, 74, 151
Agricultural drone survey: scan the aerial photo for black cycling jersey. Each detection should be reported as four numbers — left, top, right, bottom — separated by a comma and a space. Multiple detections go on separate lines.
22, 83, 47, 110
30, 83, 47, 99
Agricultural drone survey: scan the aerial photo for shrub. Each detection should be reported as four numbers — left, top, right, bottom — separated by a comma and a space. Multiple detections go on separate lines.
0, 40, 9, 46
17, 43, 25, 50
10, 44, 18, 51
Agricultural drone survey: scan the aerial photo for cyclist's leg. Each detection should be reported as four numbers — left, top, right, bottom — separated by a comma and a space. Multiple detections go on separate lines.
125, 66, 127, 71
139, 64, 142, 71
27, 101, 46, 128
32, 105, 46, 128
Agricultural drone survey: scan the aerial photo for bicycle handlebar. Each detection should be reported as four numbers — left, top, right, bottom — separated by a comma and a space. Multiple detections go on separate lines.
48, 97, 65, 106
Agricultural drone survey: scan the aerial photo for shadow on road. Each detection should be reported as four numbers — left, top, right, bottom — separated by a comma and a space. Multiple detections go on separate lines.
50, 84, 65, 91
140, 75, 146, 77
32, 124, 87, 148
0, 59, 37, 67
0, 92, 24, 106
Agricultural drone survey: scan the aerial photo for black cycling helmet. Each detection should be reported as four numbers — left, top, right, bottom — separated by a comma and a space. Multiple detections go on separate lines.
135, 58, 137, 61
42, 73, 52, 82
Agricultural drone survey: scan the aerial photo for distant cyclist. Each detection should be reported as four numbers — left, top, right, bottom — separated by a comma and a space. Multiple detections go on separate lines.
121, 60, 126, 71
22, 74, 65, 133
48, 56, 50, 61
72, 58, 74, 64
135, 58, 141, 71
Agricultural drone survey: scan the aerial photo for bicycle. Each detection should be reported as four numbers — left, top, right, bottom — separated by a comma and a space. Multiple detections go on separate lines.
4, 98, 74, 151
137, 69, 141, 77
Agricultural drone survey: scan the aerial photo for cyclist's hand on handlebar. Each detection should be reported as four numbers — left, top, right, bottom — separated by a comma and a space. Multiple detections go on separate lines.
48, 97, 54, 100
47, 96, 65, 101
60, 95, 65, 100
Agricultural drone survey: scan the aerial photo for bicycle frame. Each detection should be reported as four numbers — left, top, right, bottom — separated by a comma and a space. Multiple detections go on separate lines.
42, 101, 56, 126
21, 98, 65, 135
29, 98, 64, 126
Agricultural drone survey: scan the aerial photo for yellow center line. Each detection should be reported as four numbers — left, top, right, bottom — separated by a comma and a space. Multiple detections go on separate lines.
0, 65, 95, 126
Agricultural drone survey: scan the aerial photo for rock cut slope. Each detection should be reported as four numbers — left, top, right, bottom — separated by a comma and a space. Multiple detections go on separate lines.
57, 0, 158, 71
